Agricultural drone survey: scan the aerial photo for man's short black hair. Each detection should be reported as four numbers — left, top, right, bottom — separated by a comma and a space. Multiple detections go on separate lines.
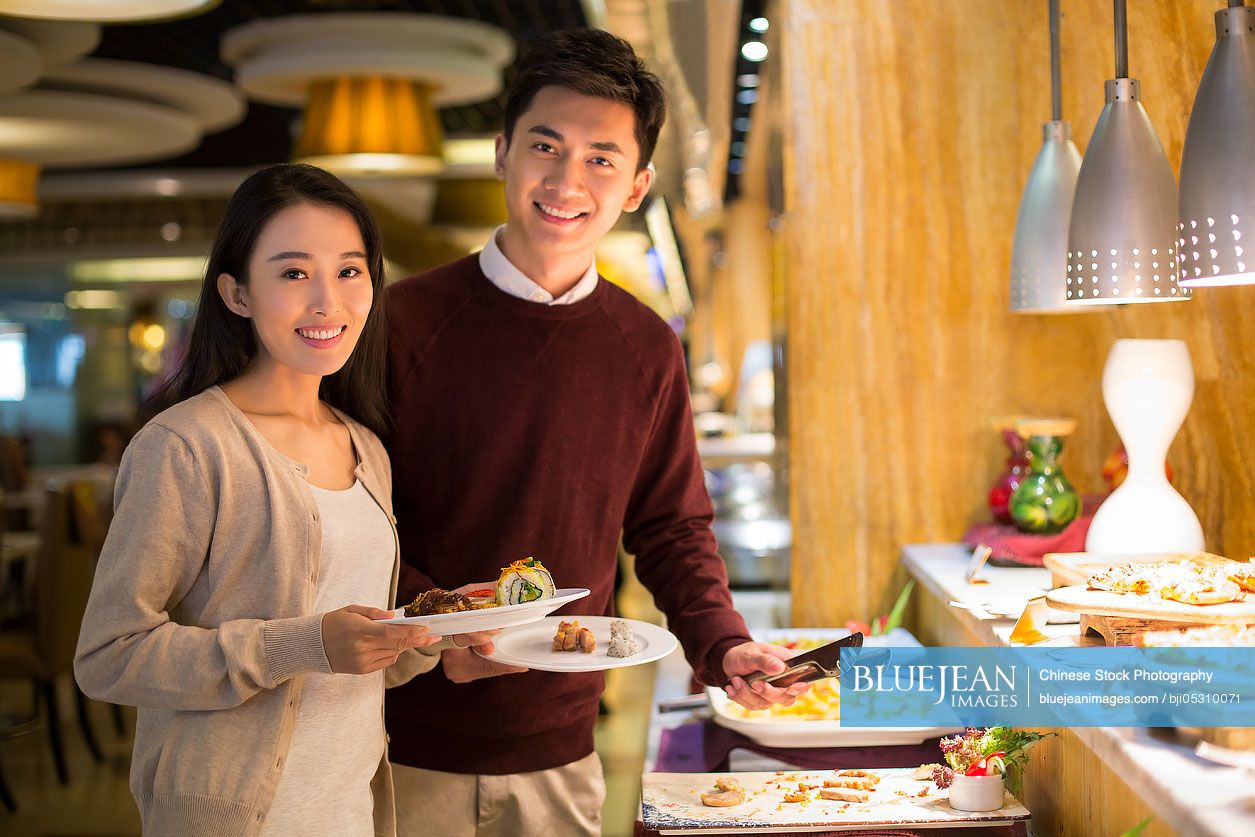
503, 28, 667, 172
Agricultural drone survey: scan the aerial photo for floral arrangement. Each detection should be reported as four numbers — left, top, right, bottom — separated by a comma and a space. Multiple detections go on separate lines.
932, 727, 1054, 794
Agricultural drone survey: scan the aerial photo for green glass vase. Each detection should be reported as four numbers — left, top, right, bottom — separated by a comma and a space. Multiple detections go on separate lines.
1009, 433, 1080, 535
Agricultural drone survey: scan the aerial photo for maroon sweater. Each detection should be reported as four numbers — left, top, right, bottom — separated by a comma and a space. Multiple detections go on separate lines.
382, 256, 751, 774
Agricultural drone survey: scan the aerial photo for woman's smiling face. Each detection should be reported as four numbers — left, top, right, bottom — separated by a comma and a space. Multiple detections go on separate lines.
218, 201, 373, 379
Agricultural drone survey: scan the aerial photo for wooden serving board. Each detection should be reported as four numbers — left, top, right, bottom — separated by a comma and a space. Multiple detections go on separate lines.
1042, 551, 1233, 589
1046, 585, 1255, 624
641, 769, 1030, 834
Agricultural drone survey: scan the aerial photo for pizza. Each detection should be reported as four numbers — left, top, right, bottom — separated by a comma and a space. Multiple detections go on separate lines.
1208, 563, 1255, 593
1088, 564, 1153, 595
1161, 576, 1242, 606
1086, 558, 1250, 606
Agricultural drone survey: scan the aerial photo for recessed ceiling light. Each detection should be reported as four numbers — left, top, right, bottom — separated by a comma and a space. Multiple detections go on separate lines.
749, 17, 769, 33
741, 41, 768, 62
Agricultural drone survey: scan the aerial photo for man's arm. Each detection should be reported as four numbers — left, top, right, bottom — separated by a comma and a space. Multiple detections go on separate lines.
622, 337, 753, 687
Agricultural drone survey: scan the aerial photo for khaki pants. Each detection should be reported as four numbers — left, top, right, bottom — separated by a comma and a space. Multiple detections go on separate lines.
392, 752, 605, 837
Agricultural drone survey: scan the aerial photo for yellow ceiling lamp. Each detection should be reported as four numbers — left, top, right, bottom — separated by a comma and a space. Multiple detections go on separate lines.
0, 159, 39, 219
222, 14, 514, 178
296, 77, 444, 176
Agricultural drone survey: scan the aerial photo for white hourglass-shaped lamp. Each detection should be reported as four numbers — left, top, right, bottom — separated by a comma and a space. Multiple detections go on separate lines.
1085, 339, 1205, 554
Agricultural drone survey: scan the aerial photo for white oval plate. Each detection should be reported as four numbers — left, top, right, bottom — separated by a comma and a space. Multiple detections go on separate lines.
705, 627, 962, 748
475, 615, 678, 672
381, 588, 590, 635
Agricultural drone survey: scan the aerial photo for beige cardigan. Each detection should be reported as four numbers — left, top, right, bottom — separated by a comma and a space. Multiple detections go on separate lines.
75, 387, 440, 836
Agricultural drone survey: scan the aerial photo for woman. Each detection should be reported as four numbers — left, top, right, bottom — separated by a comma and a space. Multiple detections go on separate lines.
75, 164, 440, 836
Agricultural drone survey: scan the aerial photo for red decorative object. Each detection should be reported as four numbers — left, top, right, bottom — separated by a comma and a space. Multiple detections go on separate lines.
988, 423, 1029, 525
963, 494, 1102, 567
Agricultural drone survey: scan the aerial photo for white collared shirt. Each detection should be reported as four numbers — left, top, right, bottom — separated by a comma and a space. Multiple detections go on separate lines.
477, 225, 599, 305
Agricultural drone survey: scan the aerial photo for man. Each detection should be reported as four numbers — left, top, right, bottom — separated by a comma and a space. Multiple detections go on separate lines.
384, 28, 805, 836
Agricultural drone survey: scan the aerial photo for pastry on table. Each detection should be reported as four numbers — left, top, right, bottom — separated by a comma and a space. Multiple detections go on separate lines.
913, 763, 942, 780
820, 786, 868, 803
835, 769, 880, 784
700, 777, 745, 807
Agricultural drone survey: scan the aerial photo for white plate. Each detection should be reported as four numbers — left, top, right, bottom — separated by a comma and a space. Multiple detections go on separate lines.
706, 627, 963, 748
381, 588, 590, 635
474, 615, 678, 672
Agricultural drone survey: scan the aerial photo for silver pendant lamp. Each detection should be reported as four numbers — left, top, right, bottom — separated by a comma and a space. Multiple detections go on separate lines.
1177, 1, 1255, 288
1010, 0, 1084, 313
1066, 0, 1191, 305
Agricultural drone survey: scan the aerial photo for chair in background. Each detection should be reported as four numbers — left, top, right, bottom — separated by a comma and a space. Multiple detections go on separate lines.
0, 437, 29, 534
0, 480, 106, 787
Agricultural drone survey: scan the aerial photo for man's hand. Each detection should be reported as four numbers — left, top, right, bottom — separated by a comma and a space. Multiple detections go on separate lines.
722, 641, 810, 710
431, 583, 528, 682
439, 646, 528, 684
451, 629, 502, 650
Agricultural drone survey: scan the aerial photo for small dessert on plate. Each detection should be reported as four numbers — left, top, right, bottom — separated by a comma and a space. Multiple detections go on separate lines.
607, 619, 641, 658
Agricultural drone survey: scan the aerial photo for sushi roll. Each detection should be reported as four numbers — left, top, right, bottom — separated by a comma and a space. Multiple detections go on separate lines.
496, 557, 556, 605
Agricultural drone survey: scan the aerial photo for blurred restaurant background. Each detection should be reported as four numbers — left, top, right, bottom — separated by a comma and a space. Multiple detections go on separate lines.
0, 1, 789, 834
2, 1, 1255, 836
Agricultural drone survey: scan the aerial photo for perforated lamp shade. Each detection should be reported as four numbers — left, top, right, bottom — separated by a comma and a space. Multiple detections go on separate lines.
294, 77, 445, 177
1066, 78, 1190, 305
0, 158, 39, 218
1177, 3, 1255, 288
1010, 121, 1082, 312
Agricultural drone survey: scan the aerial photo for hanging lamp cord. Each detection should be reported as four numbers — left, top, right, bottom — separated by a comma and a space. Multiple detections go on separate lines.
1049, 0, 1062, 121
1113, 0, 1129, 78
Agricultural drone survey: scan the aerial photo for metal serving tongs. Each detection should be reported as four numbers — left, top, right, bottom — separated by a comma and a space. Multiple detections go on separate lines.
657, 632, 875, 713
742, 631, 865, 689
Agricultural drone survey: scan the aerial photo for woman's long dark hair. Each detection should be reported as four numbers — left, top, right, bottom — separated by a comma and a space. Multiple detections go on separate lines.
147, 163, 389, 436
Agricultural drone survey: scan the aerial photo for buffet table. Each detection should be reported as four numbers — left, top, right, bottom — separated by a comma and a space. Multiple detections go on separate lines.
903, 543, 1255, 837
640, 592, 1028, 835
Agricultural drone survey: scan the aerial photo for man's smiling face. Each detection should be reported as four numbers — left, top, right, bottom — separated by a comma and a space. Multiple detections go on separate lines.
495, 85, 653, 262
